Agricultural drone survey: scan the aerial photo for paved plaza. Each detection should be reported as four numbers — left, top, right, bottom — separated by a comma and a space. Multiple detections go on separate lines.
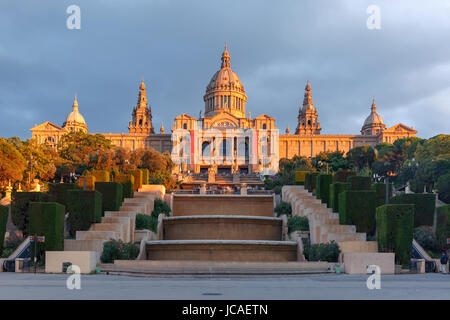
0, 273, 449, 300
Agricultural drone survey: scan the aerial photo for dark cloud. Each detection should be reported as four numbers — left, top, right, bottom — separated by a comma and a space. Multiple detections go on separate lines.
0, 0, 449, 139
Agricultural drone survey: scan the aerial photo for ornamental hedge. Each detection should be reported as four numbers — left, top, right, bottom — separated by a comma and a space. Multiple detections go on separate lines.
48, 183, 80, 209
132, 169, 143, 191
140, 169, 150, 185
287, 216, 309, 233
0, 205, 8, 257
115, 174, 134, 200
29, 202, 65, 256
95, 182, 123, 214
305, 172, 319, 193
347, 176, 372, 190
295, 171, 309, 185
338, 190, 377, 235
436, 205, 450, 250
91, 170, 110, 182
315, 174, 333, 206
67, 190, 102, 234
376, 204, 414, 267
371, 183, 393, 207
333, 170, 355, 183
11, 191, 49, 235
329, 182, 350, 213
390, 193, 435, 227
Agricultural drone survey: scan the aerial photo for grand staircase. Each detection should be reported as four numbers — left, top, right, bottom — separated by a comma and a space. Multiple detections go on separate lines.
100, 193, 330, 276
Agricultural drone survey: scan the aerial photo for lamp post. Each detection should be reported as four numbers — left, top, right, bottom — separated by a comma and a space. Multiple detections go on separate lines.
408, 157, 419, 191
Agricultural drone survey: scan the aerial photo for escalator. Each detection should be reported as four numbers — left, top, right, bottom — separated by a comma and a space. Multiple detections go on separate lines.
2, 236, 32, 272
411, 239, 436, 273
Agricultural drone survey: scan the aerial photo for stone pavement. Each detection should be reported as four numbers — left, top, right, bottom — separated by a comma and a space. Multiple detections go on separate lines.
0, 273, 449, 300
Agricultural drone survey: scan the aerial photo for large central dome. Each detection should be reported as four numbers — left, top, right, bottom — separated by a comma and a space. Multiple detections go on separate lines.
203, 44, 247, 118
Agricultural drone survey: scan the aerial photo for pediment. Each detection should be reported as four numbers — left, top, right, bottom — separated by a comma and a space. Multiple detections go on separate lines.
30, 121, 64, 132
384, 123, 417, 134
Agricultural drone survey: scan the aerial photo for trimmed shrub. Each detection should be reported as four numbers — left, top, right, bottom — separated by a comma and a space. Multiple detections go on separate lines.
140, 169, 150, 185
305, 241, 340, 262
436, 205, 450, 250
115, 174, 134, 200
305, 172, 318, 193
371, 183, 393, 207
338, 190, 377, 235
390, 193, 435, 227
333, 170, 355, 183
0, 205, 8, 257
132, 169, 143, 192
274, 201, 292, 217
151, 199, 171, 218
67, 190, 102, 233
11, 191, 49, 235
92, 170, 110, 182
135, 214, 158, 232
48, 183, 80, 209
295, 171, 309, 185
329, 182, 350, 213
95, 182, 123, 214
288, 216, 309, 233
29, 202, 65, 258
315, 174, 333, 206
77, 176, 96, 191
100, 240, 140, 263
376, 204, 414, 267
347, 176, 372, 190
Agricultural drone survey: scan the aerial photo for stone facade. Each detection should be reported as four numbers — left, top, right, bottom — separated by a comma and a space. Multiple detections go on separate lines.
279, 84, 417, 159
30, 45, 417, 171
171, 44, 279, 175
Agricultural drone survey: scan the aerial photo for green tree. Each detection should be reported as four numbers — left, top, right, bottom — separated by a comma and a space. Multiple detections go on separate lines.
0, 138, 26, 187
346, 145, 376, 170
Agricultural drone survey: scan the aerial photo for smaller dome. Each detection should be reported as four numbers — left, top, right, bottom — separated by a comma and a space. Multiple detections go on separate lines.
64, 96, 86, 126
363, 112, 384, 127
363, 98, 384, 127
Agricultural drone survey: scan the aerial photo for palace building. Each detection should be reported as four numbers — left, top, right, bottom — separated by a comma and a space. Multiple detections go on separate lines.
30, 44, 417, 176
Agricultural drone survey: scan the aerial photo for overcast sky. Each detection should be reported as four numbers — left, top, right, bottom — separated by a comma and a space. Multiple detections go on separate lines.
0, 0, 449, 140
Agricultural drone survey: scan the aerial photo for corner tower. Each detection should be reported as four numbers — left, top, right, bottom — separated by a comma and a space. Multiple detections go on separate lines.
129, 79, 154, 134
295, 81, 321, 135
203, 43, 247, 118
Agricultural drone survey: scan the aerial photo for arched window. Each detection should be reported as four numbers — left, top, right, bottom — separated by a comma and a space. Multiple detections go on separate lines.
183, 123, 188, 130
202, 141, 210, 157
263, 124, 267, 130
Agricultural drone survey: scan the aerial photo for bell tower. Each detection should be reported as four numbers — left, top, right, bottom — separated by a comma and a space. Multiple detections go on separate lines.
295, 80, 321, 135
129, 79, 154, 134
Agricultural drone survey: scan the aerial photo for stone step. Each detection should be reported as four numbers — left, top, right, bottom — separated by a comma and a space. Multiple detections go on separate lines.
324, 224, 356, 233
327, 232, 366, 243
104, 211, 137, 243
338, 241, 378, 253
123, 198, 154, 215
145, 240, 299, 262
90, 223, 125, 241
100, 260, 331, 276
163, 215, 282, 241
64, 239, 105, 254
120, 205, 146, 214
76, 230, 119, 241
101, 216, 131, 243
